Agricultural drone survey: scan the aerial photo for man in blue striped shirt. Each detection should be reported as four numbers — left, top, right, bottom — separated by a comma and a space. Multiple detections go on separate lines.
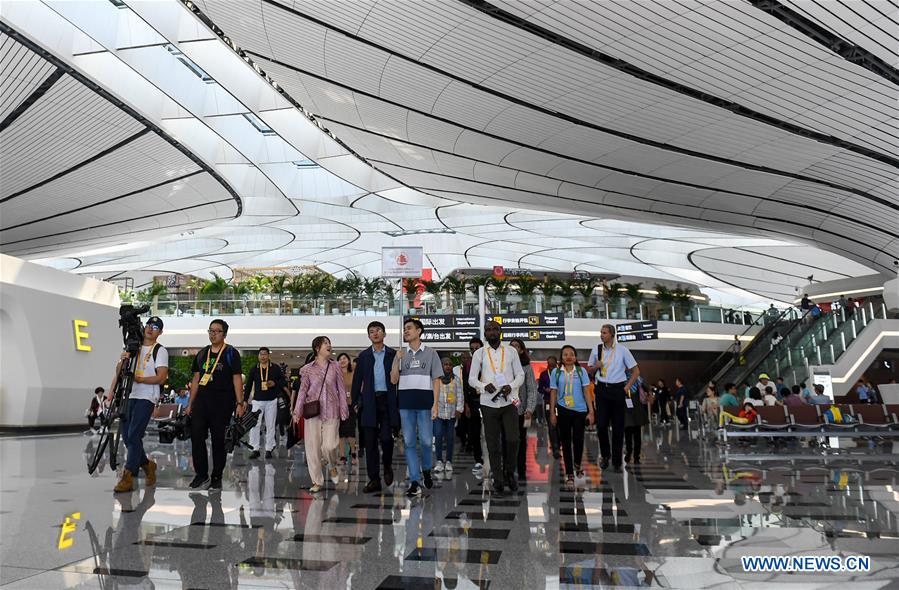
391, 318, 442, 497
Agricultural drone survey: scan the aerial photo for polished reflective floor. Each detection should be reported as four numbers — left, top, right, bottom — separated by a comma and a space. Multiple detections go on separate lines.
2, 423, 899, 589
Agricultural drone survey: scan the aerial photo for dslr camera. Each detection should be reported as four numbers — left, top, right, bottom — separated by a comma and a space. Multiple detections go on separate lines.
225, 409, 261, 454
157, 413, 191, 444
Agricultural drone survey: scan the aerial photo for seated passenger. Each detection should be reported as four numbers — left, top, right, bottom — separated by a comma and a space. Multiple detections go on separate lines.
719, 400, 758, 427
782, 387, 807, 407
763, 386, 779, 406
718, 383, 739, 409
745, 386, 764, 407
809, 384, 831, 405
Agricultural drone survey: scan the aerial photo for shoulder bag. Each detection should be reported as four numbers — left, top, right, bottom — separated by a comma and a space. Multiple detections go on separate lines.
302, 361, 330, 419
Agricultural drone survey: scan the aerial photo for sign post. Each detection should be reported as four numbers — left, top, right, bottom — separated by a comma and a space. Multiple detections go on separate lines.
381, 247, 423, 348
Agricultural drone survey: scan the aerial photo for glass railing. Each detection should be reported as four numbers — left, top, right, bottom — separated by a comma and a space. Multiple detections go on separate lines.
482, 294, 766, 323
144, 293, 771, 323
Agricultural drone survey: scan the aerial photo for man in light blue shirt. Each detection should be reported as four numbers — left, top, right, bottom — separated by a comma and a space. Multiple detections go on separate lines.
588, 324, 640, 473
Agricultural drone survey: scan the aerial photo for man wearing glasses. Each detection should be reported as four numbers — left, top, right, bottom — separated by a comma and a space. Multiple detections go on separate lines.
109, 316, 168, 493
185, 319, 245, 490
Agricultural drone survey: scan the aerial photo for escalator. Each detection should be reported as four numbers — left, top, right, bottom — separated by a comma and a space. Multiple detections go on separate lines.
757, 297, 889, 387
696, 307, 802, 393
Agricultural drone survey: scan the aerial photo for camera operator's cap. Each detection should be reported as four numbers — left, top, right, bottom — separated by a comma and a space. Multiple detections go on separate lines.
146, 316, 164, 330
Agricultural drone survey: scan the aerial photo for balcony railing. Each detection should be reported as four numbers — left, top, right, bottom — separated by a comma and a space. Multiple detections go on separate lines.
147, 293, 768, 324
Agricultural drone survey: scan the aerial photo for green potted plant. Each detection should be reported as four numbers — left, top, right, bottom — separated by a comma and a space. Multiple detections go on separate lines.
200, 273, 228, 314
441, 275, 466, 312
674, 286, 693, 321
606, 282, 623, 318
513, 275, 540, 312
575, 276, 600, 317
654, 284, 675, 320
624, 282, 643, 319
489, 276, 512, 312
232, 280, 251, 315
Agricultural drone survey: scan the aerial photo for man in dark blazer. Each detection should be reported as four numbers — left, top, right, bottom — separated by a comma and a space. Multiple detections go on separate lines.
352, 321, 399, 493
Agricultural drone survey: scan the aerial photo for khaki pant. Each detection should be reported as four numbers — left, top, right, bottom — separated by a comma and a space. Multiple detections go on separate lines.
305, 417, 339, 486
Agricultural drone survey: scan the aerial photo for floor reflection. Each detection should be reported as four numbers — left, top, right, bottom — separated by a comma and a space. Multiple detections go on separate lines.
1, 424, 898, 588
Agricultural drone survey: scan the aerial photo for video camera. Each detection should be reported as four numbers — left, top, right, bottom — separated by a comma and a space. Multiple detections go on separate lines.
157, 413, 191, 444
225, 409, 261, 454
119, 304, 150, 354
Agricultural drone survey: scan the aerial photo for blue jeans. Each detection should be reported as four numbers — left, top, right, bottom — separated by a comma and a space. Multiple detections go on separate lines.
400, 409, 433, 482
123, 398, 155, 474
433, 418, 455, 463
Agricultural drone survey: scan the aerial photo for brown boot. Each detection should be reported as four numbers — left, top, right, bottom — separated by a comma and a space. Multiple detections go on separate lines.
114, 469, 134, 493
142, 460, 157, 486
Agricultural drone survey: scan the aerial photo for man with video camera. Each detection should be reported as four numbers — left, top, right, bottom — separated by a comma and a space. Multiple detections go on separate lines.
108, 316, 168, 493
185, 319, 245, 490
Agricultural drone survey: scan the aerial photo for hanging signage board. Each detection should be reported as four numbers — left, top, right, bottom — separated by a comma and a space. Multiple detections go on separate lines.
616, 320, 658, 342
486, 313, 565, 341
381, 247, 423, 278
405, 314, 480, 342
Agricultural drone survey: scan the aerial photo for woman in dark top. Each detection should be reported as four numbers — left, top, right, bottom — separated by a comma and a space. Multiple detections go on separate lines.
624, 381, 652, 464
337, 353, 357, 465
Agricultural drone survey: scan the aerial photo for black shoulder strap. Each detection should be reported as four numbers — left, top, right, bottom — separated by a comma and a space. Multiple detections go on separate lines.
152, 343, 162, 363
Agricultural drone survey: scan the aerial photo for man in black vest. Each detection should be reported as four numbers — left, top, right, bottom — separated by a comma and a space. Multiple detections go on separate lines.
352, 321, 399, 493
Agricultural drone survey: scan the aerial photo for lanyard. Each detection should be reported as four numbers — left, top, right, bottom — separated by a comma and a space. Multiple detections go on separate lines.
441, 378, 455, 397
563, 366, 578, 396
260, 363, 269, 384
204, 344, 225, 376
486, 346, 504, 375
602, 345, 616, 368
139, 345, 153, 372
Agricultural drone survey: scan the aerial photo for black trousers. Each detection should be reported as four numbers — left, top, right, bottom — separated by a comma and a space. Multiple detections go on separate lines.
467, 400, 483, 463
363, 395, 394, 481
556, 405, 587, 476
657, 393, 671, 423
481, 404, 518, 487
190, 392, 235, 480
676, 405, 688, 428
595, 382, 627, 466
624, 425, 642, 460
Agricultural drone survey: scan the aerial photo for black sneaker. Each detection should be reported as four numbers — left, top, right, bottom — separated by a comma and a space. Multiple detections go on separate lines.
507, 477, 519, 492
265, 451, 273, 459
634, 457, 641, 465
189, 475, 209, 489
363, 479, 382, 493
493, 484, 505, 498
599, 458, 610, 470
613, 464, 623, 473
249, 450, 260, 460
407, 481, 422, 497
208, 477, 222, 490
423, 470, 434, 489
384, 466, 394, 487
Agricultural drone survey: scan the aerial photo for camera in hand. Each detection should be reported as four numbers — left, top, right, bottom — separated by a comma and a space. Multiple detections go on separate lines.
157, 413, 191, 444
224, 409, 261, 454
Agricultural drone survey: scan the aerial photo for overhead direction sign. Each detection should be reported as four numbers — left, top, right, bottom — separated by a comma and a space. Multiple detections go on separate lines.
487, 313, 565, 341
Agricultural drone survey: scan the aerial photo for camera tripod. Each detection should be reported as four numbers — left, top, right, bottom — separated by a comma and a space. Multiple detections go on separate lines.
87, 304, 149, 475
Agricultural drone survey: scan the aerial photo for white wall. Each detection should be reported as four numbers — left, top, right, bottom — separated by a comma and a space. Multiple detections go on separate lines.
0, 254, 120, 428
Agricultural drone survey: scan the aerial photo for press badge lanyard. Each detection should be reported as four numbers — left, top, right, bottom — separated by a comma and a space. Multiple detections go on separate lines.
486, 347, 505, 385
443, 379, 456, 404
600, 345, 615, 379
200, 345, 225, 386
260, 364, 269, 391
562, 366, 578, 408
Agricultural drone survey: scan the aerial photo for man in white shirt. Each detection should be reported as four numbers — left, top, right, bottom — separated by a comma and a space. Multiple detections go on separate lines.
108, 316, 168, 493
469, 321, 524, 496
588, 324, 639, 472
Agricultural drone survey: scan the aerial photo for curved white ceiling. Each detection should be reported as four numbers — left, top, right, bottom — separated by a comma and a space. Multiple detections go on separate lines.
0, 0, 894, 305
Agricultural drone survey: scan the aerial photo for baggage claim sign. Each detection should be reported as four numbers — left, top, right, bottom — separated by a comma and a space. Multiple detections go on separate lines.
616, 320, 659, 342
488, 313, 566, 341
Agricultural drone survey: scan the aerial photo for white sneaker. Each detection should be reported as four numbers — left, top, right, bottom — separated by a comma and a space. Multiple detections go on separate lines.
472, 463, 483, 473
444, 462, 453, 473
433, 461, 444, 472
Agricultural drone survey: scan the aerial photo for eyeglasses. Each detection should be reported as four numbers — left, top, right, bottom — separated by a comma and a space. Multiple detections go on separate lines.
207, 329, 224, 335
146, 325, 161, 331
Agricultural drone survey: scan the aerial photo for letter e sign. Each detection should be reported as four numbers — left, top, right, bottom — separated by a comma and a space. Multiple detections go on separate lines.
73, 320, 92, 352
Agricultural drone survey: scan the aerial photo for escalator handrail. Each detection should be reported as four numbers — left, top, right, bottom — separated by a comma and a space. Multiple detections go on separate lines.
734, 307, 816, 386
700, 306, 798, 392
